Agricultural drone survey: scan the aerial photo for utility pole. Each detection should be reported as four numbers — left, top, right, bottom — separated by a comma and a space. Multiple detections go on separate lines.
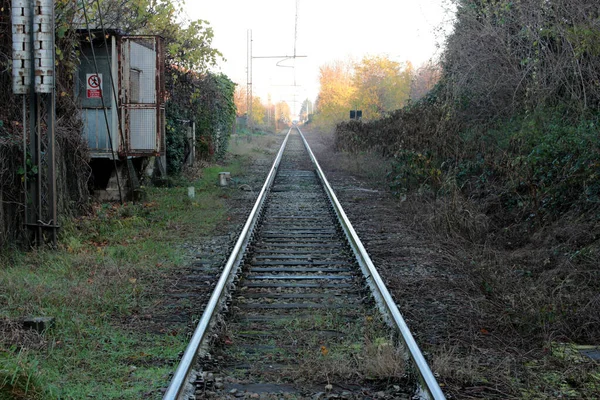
247, 0, 306, 128
246, 29, 253, 130
12, 0, 58, 247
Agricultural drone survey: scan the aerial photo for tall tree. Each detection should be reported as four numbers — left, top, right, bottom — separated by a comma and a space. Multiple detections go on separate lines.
314, 60, 355, 130
299, 99, 313, 122
234, 86, 248, 116
82, 0, 222, 72
352, 56, 413, 119
251, 97, 266, 126
275, 101, 291, 125
410, 62, 441, 101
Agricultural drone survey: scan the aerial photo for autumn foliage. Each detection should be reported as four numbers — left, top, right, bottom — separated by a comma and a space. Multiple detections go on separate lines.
313, 56, 413, 131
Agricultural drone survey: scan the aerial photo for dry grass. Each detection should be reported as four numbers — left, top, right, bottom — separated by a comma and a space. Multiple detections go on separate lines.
409, 189, 600, 397
424, 184, 490, 244
303, 129, 390, 190
214, 310, 408, 388
291, 335, 407, 384
0, 319, 47, 351
229, 132, 283, 158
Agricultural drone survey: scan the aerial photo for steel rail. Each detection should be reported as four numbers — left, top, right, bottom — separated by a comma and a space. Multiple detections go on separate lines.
163, 128, 293, 400
297, 127, 446, 400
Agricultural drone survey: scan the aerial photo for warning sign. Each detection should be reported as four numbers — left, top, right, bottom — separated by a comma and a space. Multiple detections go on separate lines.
86, 73, 102, 98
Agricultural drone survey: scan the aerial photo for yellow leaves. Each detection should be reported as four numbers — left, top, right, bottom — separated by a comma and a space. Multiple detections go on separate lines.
353, 55, 412, 119
316, 61, 356, 128
316, 55, 412, 127
320, 345, 329, 356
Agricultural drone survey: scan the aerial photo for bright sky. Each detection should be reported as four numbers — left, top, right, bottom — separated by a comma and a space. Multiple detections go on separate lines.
185, 0, 454, 116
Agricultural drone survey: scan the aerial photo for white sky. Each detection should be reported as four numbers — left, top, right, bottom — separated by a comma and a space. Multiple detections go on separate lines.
185, 0, 454, 116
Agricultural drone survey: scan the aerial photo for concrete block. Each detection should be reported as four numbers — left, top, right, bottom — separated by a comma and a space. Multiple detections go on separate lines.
23, 316, 55, 333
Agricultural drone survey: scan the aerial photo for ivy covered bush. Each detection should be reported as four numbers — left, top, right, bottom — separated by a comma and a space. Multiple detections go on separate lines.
165, 65, 236, 174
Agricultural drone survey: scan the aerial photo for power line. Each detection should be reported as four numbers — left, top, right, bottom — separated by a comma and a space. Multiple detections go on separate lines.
247, 0, 306, 121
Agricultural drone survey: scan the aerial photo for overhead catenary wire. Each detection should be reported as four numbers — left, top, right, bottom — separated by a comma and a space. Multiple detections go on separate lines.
249, 0, 306, 121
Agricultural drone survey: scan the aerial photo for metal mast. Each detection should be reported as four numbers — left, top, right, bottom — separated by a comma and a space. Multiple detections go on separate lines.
12, 0, 58, 247
247, 29, 253, 129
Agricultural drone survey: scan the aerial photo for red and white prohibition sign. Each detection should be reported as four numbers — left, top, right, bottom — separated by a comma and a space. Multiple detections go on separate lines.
86, 73, 102, 98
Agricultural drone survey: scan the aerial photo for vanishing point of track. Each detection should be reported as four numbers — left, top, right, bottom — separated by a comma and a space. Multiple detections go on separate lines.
163, 128, 445, 400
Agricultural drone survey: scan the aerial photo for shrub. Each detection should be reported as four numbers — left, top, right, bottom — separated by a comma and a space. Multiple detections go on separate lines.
165, 67, 236, 175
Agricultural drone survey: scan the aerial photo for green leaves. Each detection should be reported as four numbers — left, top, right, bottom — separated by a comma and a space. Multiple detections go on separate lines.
17, 155, 39, 178
79, 0, 222, 73
165, 69, 235, 174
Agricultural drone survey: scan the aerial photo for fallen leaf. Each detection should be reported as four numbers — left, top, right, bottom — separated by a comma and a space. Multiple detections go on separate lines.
320, 345, 329, 356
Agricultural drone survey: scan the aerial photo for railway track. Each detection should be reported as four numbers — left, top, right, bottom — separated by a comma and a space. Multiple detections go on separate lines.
164, 128, 445, 400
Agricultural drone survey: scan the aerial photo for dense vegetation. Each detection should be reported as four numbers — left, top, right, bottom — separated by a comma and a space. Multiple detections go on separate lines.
0, 0, 234, 246
337, 0, 600, 229
233, 86, 292, 134
166, 68, 236, 174
331, 0, 600, 396
312, 56, 417, 132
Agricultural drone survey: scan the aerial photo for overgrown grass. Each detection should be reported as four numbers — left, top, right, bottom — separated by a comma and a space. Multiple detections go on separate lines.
229, 132, 284, 158
288, 312, 407, 384
0, 156, 248, 399
330, 106, 600, 397
218, 309, 407, 387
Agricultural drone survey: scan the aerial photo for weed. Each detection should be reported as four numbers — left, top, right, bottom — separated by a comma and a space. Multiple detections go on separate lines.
0, 348, 50, 400
0, 154, 252, 398
217, 309, 408, 387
